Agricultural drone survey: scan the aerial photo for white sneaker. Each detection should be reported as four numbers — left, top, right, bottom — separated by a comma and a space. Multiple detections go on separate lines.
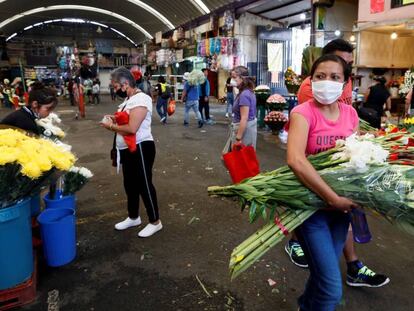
138, 222, 163, 238
160, 116, 166, 123
114, 217, 141, 230
225, 113, 229, 118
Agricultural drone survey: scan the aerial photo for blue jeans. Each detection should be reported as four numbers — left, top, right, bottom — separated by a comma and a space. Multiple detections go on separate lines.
156, 97, 168, 121
184, 100, 202, 124
296, 210, 350, 311
226, 92, 234, 114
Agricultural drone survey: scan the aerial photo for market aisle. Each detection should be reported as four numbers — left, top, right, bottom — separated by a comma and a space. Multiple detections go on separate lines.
3, 96, 412, 311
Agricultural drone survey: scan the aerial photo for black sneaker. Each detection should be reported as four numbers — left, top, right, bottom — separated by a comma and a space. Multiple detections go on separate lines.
346, 261, 390, 288
285, 240, 308, 268
198, 120, 203, 128
183, 122, 189, 127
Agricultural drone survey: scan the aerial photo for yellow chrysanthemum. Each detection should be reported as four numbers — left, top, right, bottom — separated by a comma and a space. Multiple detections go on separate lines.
20, 161, 42, 179
0, 146, 19, 165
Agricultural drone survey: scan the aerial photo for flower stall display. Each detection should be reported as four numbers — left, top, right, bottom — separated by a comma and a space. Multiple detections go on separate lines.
254, 85, 271, 106
254, 85, 271, 128
264, 111, 288, 134
208, 131, 414, 280
284, 67, 302, 94
399, 68, 414, 97
0, 128, 75, 208
266, 94, 287, 112
402, 117, 414, 133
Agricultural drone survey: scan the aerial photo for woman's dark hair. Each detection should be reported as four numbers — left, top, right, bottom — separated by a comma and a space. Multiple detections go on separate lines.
28, 81, 58, 107
110, 67, 136, 88
322, 39, 354, 55
232, 66, 255, 93
158, 76, 166, 83
310, 54, 350, 82
373, 76, 386, 85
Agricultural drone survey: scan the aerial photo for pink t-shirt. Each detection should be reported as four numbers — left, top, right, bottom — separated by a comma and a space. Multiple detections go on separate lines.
290, 99, 359, 155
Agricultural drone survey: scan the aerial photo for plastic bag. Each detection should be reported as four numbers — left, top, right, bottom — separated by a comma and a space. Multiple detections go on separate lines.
167, 100, 176, 116
223, 145, 260, 184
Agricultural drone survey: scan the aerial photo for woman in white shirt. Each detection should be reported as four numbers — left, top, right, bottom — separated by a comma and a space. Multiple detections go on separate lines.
101, 67, 162, 238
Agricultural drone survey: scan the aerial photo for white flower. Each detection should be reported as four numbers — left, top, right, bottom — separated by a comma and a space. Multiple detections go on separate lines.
69, 166, 80, 173
79, 167, 93, 178
47, 113, 62, 124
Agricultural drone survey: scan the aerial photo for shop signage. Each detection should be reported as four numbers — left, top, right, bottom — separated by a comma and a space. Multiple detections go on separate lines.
371, 0, 385, 13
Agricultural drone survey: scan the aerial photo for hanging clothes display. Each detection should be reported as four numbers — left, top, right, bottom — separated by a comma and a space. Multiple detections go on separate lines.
220, 38, 227, 55
209, 38, 215, 56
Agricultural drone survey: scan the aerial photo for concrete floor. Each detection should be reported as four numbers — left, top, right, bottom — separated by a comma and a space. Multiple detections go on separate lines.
2, 96, 413, 311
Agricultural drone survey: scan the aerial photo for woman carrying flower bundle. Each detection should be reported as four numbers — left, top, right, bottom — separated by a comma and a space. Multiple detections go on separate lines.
101, 67, 162, 238
1, 81, 57, 134
229, 66, 257, 150
288, 55, 360, 310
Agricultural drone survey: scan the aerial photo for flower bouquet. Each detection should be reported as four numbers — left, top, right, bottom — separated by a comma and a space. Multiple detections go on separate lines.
208, 131, 414, 280
254, 85, 271, 106
187, 69, 206, 86
36, 113, 65, 141
0, 129, 76, 209
264, 111, 288, 134
402, 117, 414, 133
399, 68, 414, 98
62, 166, 93, 196
266, 94, 287, 111
284, 67, 302, 94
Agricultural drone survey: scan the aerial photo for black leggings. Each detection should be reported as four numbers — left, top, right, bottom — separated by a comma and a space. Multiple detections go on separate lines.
120, 141, 159, 222
199, 97, 210, 120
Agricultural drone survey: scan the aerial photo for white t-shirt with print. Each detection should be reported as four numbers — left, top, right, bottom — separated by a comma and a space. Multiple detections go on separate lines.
116, 92, 153, 149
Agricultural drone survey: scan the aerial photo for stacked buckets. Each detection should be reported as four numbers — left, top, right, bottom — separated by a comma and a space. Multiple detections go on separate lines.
38, 191, 77, 267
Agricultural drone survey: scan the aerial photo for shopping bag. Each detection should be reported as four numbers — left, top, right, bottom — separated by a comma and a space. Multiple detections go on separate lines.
167, 100, 176, 116
222, 145, 260, 184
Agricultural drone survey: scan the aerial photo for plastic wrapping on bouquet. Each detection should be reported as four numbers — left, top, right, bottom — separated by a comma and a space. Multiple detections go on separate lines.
351, 209, 372, 244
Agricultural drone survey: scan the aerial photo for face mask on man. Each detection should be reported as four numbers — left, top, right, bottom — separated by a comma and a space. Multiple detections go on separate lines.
230, 79, 238, 87
116, 89, 128, 98
312, 80, 344, 105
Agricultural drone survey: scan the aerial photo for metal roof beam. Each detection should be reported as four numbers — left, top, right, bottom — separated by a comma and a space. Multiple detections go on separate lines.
255, 0, 305, 15
272, 9, 311, 22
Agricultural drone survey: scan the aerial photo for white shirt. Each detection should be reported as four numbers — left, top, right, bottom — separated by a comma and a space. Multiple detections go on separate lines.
116, 92, 153, 149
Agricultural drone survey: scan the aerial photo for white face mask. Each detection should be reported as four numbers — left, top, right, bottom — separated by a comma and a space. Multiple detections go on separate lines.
312, 80, 344, 105
230, 78, 238, 87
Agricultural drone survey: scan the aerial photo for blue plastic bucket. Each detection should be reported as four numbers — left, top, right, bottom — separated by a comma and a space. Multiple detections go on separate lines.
37, 208, 76, 267
43, 190, 76, 210
0, 198, 34, 290
30, 193, 41, 217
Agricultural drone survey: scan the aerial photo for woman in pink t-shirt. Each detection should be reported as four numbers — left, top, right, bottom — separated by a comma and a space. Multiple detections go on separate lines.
287, 55, 359, 311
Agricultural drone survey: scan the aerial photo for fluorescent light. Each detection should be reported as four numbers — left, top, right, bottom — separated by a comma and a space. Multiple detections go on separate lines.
300, 13, 306, 20
90, 21, 108, 28
43, 20, 54, 24
33, 22, 43, 27
127, 0, 174, 29
0, 5, 153, 39
190, 0, 210, 14
62, 18, 85, 23
23, 25, 33, 30
6, 32, 17, 41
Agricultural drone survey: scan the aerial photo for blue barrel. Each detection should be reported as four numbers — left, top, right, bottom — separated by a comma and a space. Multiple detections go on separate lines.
0, 198, 34, 290
30, 193, 41, 217
37, 208, 76, 267
43, 191, 76, 210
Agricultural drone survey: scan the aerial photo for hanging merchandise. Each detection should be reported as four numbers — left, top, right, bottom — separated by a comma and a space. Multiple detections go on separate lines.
227, 38, 234, 55
233, 38, 241, 56
197, 41, 202, 57
209, 38, 215, 56
210, 14, 218, 32
223, 10, 235, 32
221, 38, 228, 55
205, 38, 210, 57
215, 38, 221, 55
210, 55, 218, 72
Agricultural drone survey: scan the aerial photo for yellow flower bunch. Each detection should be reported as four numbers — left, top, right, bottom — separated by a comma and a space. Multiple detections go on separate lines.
0, 129, 75, 179
403, 117, 414, 125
